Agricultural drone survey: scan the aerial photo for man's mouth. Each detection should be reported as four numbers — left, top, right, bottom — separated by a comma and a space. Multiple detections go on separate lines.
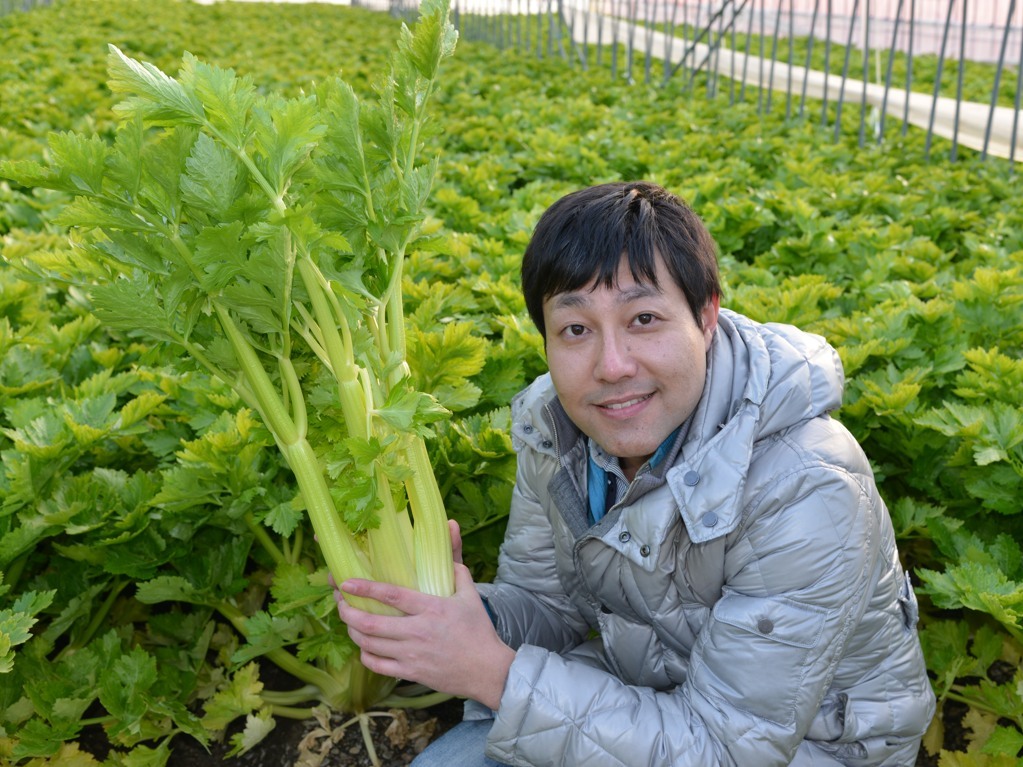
599, 393, 653, 411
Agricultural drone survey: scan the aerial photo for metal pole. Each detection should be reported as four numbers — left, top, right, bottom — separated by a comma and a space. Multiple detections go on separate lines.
579, 1, 589, 69
505, 0, 512, 50
671, 0, 741, 82
741, 0, 756, 102
858, 0, 870, 146
800, 0, 821, 118
711, 0, 728, 98
950, 0, 968, 161
546, 0, 555, 60
664, 0, 680, 85
540, 0, 548, 58
786, 0, 795, 119
554, 0, 570, 62
982, 0, 1016, 160
732, 0, 740, 105
681, 0, 689, 86
515, 0, 521, 53
766, 0, 784, 113
925, 0, 956, 159
1011, 3, 1023, 171
757, 0, 766, 113
708, 0, 720, 97
525, 0, 532, 55
879, 0, 906, 143
642, 0, 655, 83
687, 1, 744, 95
625, 0, 638, 79
833, 0, 861, 142
610, 0, 622, 78
688, 0, 703, 94
822, 0, 833, 128
902, 0, 914, 135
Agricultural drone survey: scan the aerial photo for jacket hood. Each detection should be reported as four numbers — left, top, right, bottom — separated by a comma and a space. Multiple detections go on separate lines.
696, 309, 845, 444
671, 308, 845, 543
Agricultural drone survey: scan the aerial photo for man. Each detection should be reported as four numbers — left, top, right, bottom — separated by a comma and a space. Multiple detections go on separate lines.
336, 181, 936, 766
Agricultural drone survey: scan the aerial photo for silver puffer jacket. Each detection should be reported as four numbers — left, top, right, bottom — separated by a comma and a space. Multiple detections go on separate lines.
476, 309, 935, 766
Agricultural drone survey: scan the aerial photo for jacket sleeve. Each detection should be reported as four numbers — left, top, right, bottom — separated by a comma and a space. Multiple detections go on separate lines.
485, 458, 885, 767
476, 448, 590, 654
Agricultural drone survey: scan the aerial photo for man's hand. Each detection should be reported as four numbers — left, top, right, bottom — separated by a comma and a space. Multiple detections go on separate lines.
334, 521, 514, 711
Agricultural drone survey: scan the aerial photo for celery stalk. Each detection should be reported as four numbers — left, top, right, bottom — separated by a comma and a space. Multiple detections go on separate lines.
0, 0, 461, 734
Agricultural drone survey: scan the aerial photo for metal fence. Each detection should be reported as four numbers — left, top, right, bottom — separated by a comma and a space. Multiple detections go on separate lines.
453, 0, 1023, 165
0, 0, 52, 16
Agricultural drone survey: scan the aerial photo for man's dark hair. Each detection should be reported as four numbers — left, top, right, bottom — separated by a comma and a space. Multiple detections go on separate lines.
521, 181, 721, 339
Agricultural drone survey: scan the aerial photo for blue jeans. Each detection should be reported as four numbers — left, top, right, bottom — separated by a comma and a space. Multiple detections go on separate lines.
411, 718, 511, 767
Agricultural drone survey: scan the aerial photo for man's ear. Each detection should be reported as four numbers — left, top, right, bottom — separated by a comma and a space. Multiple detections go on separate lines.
701, 294, 720, 350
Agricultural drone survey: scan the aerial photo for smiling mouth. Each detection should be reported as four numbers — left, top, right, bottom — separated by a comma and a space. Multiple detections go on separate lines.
600, 393, 653, 411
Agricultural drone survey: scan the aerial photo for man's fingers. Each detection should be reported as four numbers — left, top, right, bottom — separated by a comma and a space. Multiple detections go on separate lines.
449, 519, 463, 564
453, 562, 476, 592
340, 578, 426, 614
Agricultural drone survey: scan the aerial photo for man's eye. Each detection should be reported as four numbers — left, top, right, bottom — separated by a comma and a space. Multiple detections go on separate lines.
566, 324, 586, 337
635, 313, 655, 326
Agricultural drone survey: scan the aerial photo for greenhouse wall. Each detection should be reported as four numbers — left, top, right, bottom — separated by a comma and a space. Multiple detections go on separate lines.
0, 0, 52, 15
658, 0, 1023, 63
454, 0, 1023, 164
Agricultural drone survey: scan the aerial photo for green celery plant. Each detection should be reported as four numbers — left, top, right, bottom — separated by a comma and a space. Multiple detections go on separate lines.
0, 0, 459, 756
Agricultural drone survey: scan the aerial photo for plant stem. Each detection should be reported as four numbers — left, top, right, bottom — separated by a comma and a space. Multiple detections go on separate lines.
261, 685, 321, 707
292, 524, 304, 566
377, 690, 454, 710
359, 714, 382, 767
945, 688, 1023, 729
215, 303, 297, 445
270, 704, 319, 720
404, 437, 454, 597
215, 600, 349, 706
214, 301, 379, 605
363, 474, 417, 591
297, 258, 366, 437
282, 438, 378, 610
3, 553, 29, 591
76, 578, 128, 649
245, 513, 286, 566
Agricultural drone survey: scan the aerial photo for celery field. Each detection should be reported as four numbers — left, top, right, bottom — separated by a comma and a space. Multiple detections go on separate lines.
1, 1, 1022, 765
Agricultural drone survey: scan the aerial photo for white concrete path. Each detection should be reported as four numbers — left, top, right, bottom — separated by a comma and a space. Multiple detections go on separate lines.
571, 11, 1021, 159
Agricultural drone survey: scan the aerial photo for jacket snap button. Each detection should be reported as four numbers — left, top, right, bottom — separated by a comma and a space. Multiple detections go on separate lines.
701, 512, 718, 527
618, 531, 631, 543
684, 470, 700, 486
757, 618, 774, 635
523, 424, 533, 433
639, 544, 651, 557
541, 439, 553, 449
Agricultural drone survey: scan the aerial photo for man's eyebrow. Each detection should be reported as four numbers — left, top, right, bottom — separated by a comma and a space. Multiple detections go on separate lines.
617, 283, 662, 302
549, 282, 662, 310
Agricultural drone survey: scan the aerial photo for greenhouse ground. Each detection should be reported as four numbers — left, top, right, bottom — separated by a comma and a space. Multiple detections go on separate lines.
165, 693, 964, 766
155, 697, 963, 766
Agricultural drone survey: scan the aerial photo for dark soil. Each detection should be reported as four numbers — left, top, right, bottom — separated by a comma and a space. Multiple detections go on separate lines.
79, 679, 967, 766
159, 696, 964, 767
165, 696, 465, 767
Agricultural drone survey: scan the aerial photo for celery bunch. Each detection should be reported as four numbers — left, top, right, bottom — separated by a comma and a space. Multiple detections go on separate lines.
0, 0, 458, 720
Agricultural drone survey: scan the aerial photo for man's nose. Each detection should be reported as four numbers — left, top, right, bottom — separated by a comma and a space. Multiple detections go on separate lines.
594, 331, 637, 382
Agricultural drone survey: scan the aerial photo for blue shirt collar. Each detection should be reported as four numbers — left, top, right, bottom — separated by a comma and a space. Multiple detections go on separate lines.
587, 427, 681, 525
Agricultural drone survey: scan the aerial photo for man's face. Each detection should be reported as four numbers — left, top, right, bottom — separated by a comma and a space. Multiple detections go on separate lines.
542, 254, 719, 481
